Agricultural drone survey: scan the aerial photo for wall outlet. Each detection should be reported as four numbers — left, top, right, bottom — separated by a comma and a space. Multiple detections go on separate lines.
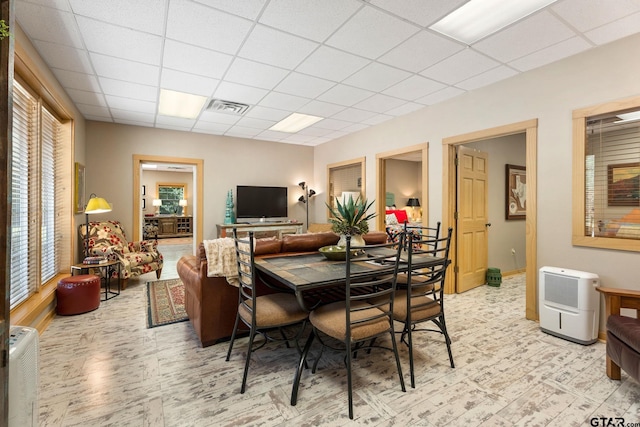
511, 248, 516, 255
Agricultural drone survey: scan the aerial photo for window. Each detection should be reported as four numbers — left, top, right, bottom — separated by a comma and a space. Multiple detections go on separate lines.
573, 95, 640, 252
11, 80, 70, 309
157, 184, 185, 215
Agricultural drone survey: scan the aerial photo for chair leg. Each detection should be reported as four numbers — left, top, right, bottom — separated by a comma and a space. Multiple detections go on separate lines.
437, 316, 455, 369
225, 312, 241, 362
406, 322, 415, 388
606, 355, 621, 380
156, 268, 162, 279
346, 341, 354, 420
240, 329, 256, 394
291, 330, 315, 406
390, 329, 406, 393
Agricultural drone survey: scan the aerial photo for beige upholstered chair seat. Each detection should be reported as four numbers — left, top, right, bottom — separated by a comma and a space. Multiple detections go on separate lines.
238, 293, 308, 328
389, 290, 441, 321
310, 301, 389, 342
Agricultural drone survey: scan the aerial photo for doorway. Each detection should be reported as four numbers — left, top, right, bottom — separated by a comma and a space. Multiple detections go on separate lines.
443, 120, 538, 320
132, 155, 204, 252
376, 143, 429, 230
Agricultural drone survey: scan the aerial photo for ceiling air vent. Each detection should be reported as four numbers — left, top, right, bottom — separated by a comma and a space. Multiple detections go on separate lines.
205, 99, 250, 115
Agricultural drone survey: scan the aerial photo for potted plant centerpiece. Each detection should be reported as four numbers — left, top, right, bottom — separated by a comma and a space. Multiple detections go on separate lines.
327, 195, 377, 247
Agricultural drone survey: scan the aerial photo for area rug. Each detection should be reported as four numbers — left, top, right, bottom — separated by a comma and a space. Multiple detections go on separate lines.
146, 278, 188, 328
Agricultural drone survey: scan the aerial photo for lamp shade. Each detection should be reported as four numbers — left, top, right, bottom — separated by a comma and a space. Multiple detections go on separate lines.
85, 195, 112, 214
407, 198, 420, 207
152, 199, 162, 207
179, 199, 187, 207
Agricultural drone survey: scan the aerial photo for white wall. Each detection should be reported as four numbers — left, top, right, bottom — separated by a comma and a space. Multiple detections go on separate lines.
385, 159, 422, 208
85, 122, 314, 240
313, 33, 640, 292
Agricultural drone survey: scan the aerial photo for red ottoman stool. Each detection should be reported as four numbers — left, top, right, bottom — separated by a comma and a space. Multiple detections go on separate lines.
56, 274, 101, 315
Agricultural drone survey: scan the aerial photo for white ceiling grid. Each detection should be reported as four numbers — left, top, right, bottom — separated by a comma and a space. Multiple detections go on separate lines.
14, 0, 640, 146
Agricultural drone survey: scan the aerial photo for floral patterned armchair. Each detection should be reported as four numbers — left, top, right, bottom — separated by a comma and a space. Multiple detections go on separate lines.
80, 220, 163, 288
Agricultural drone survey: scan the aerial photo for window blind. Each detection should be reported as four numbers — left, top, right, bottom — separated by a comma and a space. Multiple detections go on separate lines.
585, 115, 640, 239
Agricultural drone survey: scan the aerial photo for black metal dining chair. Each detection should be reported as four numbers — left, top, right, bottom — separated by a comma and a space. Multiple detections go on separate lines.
394, 227, 454, 388
292, 234, 407, 419
226, 231, 308, 394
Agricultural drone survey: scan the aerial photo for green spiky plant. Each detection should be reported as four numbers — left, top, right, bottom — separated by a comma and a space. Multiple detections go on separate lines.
327, 195, 376, 236
0, 20, 9, 40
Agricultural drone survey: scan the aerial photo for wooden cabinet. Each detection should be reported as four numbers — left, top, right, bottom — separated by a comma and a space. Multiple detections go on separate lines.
216, 222, 303, 239
145, 216, 192, 238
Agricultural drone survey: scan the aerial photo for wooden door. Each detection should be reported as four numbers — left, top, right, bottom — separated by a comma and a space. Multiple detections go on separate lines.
456, 146, 489, 293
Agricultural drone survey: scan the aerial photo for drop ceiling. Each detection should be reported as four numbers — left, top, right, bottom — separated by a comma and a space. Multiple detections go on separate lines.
15, 0, 640, 146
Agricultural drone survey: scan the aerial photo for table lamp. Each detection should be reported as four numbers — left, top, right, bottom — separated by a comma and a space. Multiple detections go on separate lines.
179, 199, 188, 216
84, 194, 112, 258
152, 199, 162, 215
407, 198, 420, 221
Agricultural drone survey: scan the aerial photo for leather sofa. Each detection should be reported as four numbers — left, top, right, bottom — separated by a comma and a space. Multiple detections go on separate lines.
596, 287, 640, 383
177, 231, 387, 347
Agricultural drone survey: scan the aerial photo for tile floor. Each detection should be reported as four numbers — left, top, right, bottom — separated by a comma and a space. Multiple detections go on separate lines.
38, 242, 640, 426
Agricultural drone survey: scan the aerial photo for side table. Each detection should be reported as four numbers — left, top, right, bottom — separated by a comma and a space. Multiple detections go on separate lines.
71, 260, 121, 301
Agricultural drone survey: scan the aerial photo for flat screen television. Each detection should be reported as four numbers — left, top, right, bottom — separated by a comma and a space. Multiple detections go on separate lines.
236, 185, 288, 219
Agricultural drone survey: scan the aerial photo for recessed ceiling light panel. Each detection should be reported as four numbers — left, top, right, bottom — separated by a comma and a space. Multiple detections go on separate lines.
158, 89, 208, 119
269, 113, 324, 133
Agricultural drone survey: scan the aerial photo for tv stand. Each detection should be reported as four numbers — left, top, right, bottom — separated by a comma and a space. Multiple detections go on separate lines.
216, 222, 303, 239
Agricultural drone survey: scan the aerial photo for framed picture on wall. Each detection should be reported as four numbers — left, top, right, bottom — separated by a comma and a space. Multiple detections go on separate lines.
608, 162, 640, 206
74, 162, 85, 214
506, 164, 526, 220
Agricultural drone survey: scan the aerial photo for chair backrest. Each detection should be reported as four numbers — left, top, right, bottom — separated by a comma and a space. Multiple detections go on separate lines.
404, 227, 453, 313
79, 220, 129, 253
405, 221, 441, 251
344, 233, 406, 340
233, 230, 257, 324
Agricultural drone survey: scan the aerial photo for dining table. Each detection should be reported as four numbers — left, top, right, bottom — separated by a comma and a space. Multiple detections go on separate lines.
253, 248, 447, 406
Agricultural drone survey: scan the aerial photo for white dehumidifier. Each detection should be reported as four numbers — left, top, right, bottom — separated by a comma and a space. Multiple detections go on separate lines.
539, 266, 600, 345
9, 326, 39, 427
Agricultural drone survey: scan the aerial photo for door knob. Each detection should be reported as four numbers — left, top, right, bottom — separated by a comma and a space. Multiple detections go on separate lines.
485, 223, 492, 227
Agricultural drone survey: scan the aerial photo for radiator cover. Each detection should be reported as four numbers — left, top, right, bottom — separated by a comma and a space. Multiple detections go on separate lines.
539, 266, 600, 345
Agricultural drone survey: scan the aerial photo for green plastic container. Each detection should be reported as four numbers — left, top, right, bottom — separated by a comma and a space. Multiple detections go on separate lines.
486, 267, 502, 287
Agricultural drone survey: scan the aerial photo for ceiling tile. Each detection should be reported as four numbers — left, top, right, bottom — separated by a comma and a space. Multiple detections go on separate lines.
239, 25, 319, 69
312, 118, 353, 131
166, 0, 253, 54
90, 53, 160, 86
259, 0, 360, 42
16, 2, 84, 48
156, 115, 196, 128
193, 0, 268, 20
76, 104, 111, 118
298, 100, 346, 117
297, 126, 334, 137
420, 49, 499, 85
368, 0, 468, 27
317, 84, 375, 107
584, 11, 640, 45
99, 77, 157, 101
552, 0, 640, 32
474, 11, 576, 63
256, 129, 290, 140
258, 92, 310, 110
213, 82, 268, 105
455, 66, 519, 91
110, 109, 155, 122
326, 6, 420, 59
225, 58, 289, 90
352, 94, 407, 114
162, 40, 233, 80
244, 106, 291, 121
160, 69, 219, 97
295, 46, 370, 82
362, 114, 393, 125
68, 0, 166, 35
331, 108, 379, 123
382, 75, 446, 101
509, 36, 591, 72
76, 16, 162, 65
66, 88, 107, 107
384, 102, 424, 116
275, 73, 336, 99
50, 69, 101, 92
235, 116, 277, 130
415, 86, 466, 105
32, 40, 93, 74
198, 111, 241, 125
105, 95, 156, 114
378, 30, 464, 73
343, 62, 411, 92
23, 0, 71, 11
225, 126, 263, 137
193, 121, 233, 134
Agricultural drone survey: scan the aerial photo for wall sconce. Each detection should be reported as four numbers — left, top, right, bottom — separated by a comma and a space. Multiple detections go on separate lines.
152, 199, 162, 215
179, 199, 188, 216
84, 193, 112, 258
298, 181, 316, 229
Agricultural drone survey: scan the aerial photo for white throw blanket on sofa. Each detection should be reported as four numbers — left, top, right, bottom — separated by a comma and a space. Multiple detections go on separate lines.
203, 238, 239, 286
